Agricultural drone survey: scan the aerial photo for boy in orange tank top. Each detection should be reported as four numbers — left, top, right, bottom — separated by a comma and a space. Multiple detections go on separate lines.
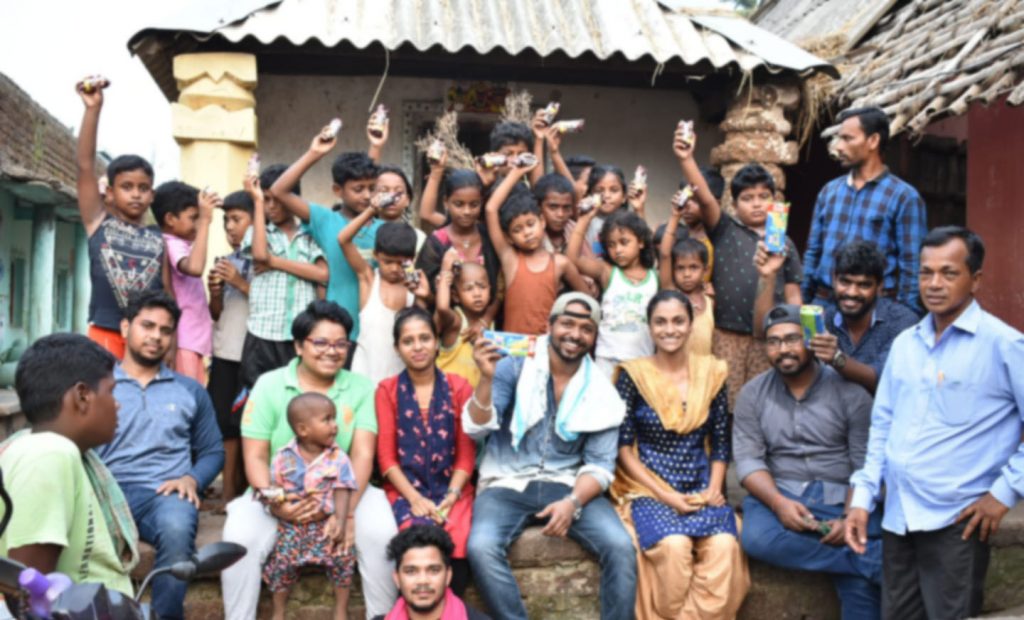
483, 159, 590, 335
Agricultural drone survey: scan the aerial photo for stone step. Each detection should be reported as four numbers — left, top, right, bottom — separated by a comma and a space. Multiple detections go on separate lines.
138, 504, 1024, 619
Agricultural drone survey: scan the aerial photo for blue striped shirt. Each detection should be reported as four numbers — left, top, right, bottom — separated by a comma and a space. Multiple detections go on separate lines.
802, 170, 927, 311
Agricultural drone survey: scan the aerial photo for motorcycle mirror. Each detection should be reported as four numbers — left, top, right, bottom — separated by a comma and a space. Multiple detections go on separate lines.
192, 542, 247, 575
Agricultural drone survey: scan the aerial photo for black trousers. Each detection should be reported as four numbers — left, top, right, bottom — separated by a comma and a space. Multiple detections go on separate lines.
238, 332, 296, 391
882, 521, 990, 620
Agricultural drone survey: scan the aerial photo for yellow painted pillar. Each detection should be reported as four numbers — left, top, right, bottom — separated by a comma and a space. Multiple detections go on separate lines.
171, 52, 258, 269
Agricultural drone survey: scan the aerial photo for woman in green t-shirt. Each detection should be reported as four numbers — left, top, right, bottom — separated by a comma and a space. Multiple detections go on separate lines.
221, 300, 399, 619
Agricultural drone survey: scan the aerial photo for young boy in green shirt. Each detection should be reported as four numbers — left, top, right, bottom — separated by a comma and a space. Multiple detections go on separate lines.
0, 333, 137, 595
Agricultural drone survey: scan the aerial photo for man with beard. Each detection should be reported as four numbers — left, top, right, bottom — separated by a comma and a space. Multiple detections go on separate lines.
96, 291, 224, 620
846, 227, 1024, 619
734, 304, 882, 620
463, 292, 636, 620
373, 526, 491, 620
813, 242, 919, 393
757, 240, 918, 394
802, 107, 927, 313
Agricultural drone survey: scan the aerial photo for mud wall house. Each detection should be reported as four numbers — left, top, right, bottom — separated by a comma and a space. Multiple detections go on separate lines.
128, 0, 834, 260
754, 0, 1024, 329
0, 72, 94, 387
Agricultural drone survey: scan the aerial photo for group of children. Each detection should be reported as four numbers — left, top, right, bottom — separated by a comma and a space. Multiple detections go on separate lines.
76, 77, 803, 615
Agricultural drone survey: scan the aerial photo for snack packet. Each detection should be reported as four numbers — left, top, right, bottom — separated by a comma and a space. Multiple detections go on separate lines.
483, 330, 538, 358
578, 194, 602, 215
320, 118, 343, 142
368, 104, 388, 138
478, 153, 507, 169
540, 101, 560, 124
427, 139, 446, 165
552, 119, 585, 134
247, 153, 261, 177
78, 75, 110, 94
677, 120, 695, 147
672, 185, 696, 210
764, 201, 791, 254
632, 165, 648, 192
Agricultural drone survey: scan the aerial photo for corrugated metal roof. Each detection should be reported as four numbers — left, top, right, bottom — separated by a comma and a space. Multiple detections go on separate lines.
129, 0, 835, 100
752, 0, 897, 56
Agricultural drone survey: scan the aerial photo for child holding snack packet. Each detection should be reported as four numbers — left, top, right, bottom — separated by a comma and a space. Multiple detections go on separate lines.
152, 181, 221, 381
568, 209, 659, 376
484, 157, 590, 335
268, 122, 382, 341
658, 230, 715, 355
673, 121, 802, 408
74, 75, 167, 359
261, 393, 358, 620
435, 249, 492, 387
337, 195, 429, 385
583, 164, 648, 257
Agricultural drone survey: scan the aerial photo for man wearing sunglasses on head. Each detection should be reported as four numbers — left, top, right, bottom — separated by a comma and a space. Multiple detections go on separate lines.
219, 300, 400, 620
733, 304, 884, 620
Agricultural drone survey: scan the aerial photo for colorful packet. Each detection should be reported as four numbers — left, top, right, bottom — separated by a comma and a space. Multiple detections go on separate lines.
800, 305, 826, 343
483, 330, 538, 358
764, 201, 791, 253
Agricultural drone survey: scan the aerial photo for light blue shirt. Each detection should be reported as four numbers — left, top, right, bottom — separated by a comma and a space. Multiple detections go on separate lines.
308, 203, 382, 340
850, 300, 1024, 534
462, 355, 620, 492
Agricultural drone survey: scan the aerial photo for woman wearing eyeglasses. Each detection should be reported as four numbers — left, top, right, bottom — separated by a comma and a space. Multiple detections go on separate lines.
219, 300, 400, 620
374, 306, 477, 595
610, 290, 748, 619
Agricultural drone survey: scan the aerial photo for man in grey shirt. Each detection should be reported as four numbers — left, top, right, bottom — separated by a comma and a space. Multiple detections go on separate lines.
734, 304, 883, 620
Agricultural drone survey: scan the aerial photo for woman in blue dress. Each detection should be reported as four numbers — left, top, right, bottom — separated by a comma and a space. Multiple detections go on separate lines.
611, 290, 749, 619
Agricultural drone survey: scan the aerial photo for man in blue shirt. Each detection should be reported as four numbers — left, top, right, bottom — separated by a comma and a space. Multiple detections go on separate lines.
802, 107, 927, 313
96, 291, 224, 620
462, 292, 636, 620
810, 241, 919, 393
846, 226, 1024, 619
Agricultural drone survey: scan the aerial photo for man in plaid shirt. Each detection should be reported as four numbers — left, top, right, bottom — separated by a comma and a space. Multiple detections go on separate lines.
802, 107, 927, 314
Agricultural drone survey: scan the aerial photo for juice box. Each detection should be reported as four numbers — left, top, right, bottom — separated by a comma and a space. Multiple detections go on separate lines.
483, 330, 538, 358
764, 201, 790, 253
800, 305, 826, 343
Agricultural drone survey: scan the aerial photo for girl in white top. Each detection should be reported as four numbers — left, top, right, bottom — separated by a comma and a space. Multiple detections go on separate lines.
337, 199, 430, 385
568, 209, 659, 377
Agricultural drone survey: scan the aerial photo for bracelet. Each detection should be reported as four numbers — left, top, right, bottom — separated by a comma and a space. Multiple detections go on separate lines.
446, 488, 461, 499
470, 394, 492, 411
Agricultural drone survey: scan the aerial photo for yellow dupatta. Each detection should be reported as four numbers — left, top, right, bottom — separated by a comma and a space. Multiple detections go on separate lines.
610, 354, 728, 506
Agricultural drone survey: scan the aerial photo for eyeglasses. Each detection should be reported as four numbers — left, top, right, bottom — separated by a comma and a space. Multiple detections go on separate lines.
305, 338, 351, 353
764, 334, 804, 350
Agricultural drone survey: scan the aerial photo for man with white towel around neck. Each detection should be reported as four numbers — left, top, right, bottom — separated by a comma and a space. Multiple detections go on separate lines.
462, 292, 636, 620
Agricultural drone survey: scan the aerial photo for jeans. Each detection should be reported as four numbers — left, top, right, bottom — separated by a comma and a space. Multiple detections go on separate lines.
122, 485, 199, 620
466, 481, 636, 620
741, 481, 884, 620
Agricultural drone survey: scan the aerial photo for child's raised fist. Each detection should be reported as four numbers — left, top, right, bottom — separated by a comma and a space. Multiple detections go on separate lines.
243, 174, 262, 198
75, 75, 109, 108
198, 187, 223, 218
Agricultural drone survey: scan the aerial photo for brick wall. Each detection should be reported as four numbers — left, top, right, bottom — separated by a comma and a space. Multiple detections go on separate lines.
0, 72, 79, 187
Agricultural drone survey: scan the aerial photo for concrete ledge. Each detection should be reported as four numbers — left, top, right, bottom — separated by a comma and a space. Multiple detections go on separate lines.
150, 504, 1024, 619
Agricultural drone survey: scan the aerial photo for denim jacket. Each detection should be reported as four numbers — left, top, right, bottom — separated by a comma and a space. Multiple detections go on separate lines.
462, 356, 619, 492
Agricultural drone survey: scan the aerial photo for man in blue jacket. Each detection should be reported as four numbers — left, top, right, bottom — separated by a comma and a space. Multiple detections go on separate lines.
96, 291, 224, 620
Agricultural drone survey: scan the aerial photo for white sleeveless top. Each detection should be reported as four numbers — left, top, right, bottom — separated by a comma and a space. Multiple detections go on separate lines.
351, 270, 414, 385
595, 266, 658, 365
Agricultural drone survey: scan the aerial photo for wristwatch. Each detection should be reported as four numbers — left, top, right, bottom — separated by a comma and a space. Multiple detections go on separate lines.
831, 350, 848, 370
565, 493, 583, 521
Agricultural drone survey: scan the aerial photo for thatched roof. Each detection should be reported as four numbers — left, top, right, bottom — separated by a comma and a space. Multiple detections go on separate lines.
826, 0, 1024, 137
